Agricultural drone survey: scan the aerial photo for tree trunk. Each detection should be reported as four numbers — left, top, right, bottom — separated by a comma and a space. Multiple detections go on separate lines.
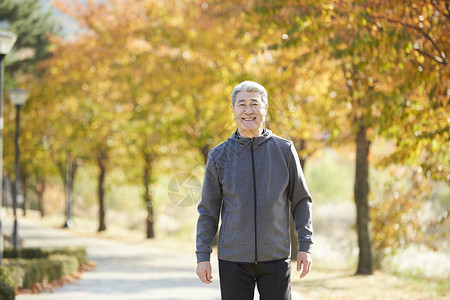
354, 124, 373, 275
97, 152, 107, 232
36, 176, 46, 218
10, 180, 15, 211
21, 174, 28, 217
61, 152, 78, 228
143, 152, 155, 238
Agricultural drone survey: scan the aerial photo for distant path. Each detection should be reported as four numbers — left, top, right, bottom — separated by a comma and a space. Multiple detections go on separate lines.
3, 215, 304, 300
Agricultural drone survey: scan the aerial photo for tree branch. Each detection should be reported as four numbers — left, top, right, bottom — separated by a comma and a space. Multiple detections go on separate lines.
433, 0, 450, 20
414, 47, 445, 65
371, 14, 448, 66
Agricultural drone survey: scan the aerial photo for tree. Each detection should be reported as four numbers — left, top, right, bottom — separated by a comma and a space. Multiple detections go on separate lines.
1, 0, 58, 217
50, 0, 226, 236
0, 0, 57, 88
238, 0, 448, 274
369, 0, 449, 182
32, 34, 91, 226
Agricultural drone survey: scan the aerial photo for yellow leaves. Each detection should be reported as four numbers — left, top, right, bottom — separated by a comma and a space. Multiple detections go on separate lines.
370, 164, 435, 255
332, 128, 340, 137
337, 42, 347, 50
231, 61, 241, 70
48, 43, 57, 53
431, 139, 438, 152
170, 90, 180, 98
188, 28, 199, 39
321, 3, 335, 11
50, 67, 59, 75
27, 0, 448, 187
126, 38, 152, 54
417, 55, 425, 64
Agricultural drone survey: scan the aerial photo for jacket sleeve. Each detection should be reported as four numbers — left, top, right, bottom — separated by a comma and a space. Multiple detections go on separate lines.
288, 142, 313, 253
195, 150, 222, 262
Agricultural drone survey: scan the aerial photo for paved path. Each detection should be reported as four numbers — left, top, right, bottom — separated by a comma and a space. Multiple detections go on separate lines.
3, 216, 304, 300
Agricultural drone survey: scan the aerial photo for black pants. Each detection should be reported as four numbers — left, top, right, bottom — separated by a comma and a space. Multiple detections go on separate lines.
218, 258, 291, 300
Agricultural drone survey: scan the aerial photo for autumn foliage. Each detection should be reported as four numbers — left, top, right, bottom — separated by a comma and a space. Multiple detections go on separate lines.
2, 0, 448, 275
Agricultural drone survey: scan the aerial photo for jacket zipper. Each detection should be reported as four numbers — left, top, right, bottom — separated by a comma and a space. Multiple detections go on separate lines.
250, 138, 258, 264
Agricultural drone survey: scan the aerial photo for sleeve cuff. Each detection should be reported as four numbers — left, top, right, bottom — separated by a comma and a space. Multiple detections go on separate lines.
298, 242, 313, 254
196, 252, 211, 263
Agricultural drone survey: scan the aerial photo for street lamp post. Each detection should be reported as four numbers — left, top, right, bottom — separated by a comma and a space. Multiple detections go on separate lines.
0, 30, 17, 264
9, 89, 28, 251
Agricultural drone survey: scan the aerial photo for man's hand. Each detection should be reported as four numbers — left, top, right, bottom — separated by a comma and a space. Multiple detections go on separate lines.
297, 251, 312, 279
196, 261, 213, 284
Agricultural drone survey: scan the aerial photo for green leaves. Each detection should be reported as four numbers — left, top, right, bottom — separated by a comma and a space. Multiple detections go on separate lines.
0, 0, 57, 86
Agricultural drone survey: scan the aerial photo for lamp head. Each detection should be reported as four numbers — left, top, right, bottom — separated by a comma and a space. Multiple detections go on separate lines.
0, 31, 17, 55
9, 89, 29, 106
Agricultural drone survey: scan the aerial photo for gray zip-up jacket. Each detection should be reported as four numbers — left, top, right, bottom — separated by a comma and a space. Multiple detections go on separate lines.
196, 129, 313, 263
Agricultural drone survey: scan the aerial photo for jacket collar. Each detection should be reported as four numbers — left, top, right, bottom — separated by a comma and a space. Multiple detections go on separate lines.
228, 128, 272, 146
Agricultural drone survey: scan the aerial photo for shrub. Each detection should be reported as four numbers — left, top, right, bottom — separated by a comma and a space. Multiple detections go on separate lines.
7, 258, 46, 288
53, 247, 89, 266
0, 268, 15, 287
0, 266, 24, 289
2, 247, 89, 289
3, 248, 50, 259
48, 255, 79, 278
0, 281, 15, 300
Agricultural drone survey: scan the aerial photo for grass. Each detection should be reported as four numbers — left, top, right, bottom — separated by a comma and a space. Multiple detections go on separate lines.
291, 266, 449, 300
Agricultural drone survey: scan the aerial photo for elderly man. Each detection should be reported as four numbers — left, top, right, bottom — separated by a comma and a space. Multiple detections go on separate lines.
196, 81, 313, 300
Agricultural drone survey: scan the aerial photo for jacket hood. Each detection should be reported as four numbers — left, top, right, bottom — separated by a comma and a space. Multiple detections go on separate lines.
227, 128, 273, 146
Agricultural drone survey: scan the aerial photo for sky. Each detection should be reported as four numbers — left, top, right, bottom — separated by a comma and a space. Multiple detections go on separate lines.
41, 0, 102, 40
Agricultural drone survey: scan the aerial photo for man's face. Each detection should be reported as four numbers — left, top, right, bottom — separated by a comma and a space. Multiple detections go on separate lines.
232, 91, 268, 138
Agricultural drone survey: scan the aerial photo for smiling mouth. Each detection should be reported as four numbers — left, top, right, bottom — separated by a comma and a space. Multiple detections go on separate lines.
242, 117, 256, 121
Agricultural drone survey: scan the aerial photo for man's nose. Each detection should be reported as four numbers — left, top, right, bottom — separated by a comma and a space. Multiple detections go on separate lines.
244, 105, 254, 113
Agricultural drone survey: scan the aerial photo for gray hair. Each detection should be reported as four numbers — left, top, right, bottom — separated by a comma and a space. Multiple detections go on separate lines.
230, 81, 268, 107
